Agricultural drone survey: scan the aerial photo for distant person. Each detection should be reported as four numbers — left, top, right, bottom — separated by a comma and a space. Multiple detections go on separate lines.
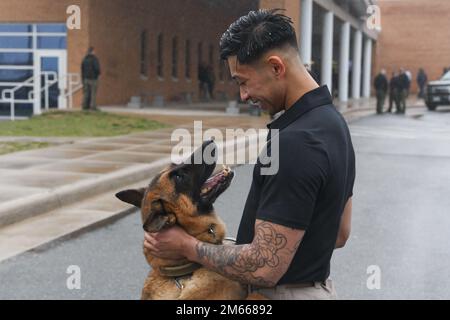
205, 65, 216, 100
374, 69, 388, 114
398, 68, 409, 114
81, 46, 101, 111
416, 68, 427, 99
443, 67, 449, 76
198, 62, 208, 100
387, 71, 399, 113
405, 70, 412, 97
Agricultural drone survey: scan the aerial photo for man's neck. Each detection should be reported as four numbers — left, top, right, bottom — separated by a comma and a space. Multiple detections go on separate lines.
284, 73, 319, 111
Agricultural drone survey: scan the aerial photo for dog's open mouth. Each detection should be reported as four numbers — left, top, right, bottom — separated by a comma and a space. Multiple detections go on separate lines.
199, 165, 234, 202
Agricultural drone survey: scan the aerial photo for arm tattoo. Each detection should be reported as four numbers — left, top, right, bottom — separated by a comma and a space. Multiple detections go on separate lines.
195, 221, 288, 287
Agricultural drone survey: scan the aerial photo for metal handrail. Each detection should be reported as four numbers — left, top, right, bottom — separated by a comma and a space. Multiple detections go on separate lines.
27, 71, 58, 111
1, 72, 82, 120
1, 75, 35, 121
1, 76, 34, 101
62, 73, 82, 109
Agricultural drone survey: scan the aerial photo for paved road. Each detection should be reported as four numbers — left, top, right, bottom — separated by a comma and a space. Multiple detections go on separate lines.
1, 106, 450, 299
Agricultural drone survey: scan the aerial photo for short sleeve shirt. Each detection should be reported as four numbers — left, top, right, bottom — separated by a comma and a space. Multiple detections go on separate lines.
236, 86, 356, 284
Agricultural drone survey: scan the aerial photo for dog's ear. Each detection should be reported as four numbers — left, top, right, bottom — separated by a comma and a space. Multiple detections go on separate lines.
115, 188, 145, 208
143, 199, 176, 233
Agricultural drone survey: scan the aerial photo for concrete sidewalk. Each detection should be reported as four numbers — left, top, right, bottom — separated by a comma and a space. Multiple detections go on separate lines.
0, 114, 270, 262
0, 97, 423, 262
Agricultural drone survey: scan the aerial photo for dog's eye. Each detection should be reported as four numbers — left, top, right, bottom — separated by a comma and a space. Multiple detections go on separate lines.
173, 173, 183, 182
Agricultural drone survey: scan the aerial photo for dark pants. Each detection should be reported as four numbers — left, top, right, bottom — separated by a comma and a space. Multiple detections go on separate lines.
207, 81, 215, 100
376, 90, 386, 114
398, 89, 407, 114
388, 89, 398, 113
418, 84, 425, 99
82, 79, 98, 110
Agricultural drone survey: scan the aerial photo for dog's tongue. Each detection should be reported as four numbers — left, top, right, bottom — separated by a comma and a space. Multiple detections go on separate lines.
203, 173, 223, 189
201, 166, 231, 194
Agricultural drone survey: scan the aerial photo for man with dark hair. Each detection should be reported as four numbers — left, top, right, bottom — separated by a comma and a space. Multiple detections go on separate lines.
416, 68, 427, 99
374, 69, 388, 114
144, 9, 355, 300
398, 68, 409, 114
81, 46, 101, 110
388, 71, 399, 113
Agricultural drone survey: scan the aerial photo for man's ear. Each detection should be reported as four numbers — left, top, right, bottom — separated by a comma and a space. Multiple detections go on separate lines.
115, 188, 146, 208
267, 55, 286, 79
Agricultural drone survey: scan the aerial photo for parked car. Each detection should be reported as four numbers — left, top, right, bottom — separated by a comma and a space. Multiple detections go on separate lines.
425, 71, 450, 111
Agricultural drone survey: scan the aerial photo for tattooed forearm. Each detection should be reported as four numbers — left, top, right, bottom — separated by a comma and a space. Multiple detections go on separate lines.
194, 221, 290, 287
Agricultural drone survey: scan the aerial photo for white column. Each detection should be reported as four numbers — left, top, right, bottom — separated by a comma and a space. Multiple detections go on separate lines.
362, 37, 373, 98
339, 22, 350, 102
300, 0, 313, 65
321, 11, 334, 94
351, 30, 363, 99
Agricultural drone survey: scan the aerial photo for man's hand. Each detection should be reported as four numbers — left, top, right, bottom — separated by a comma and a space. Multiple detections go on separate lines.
144, 225, 196, 260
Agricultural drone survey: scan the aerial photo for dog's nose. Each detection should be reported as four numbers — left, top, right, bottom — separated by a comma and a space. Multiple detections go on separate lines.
202, 139, 215, 148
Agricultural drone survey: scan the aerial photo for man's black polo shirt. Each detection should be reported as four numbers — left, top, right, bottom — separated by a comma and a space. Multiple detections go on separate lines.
236, 86, 355, 284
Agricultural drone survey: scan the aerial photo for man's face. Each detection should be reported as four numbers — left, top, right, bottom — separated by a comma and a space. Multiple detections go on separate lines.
227, 56, 284, 116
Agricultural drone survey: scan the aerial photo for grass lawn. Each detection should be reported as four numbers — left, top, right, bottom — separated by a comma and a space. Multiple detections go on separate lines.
0, 110, 169, 137
0, 141, 51, 156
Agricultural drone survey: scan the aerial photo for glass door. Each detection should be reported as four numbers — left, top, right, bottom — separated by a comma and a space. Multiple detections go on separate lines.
36, 50, 67, 110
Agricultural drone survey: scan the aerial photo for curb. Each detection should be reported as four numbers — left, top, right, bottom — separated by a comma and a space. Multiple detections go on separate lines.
0, 158, 172, 228
0, 130, 266, 229
21, 207, 137, 257
0, 132, 266, 263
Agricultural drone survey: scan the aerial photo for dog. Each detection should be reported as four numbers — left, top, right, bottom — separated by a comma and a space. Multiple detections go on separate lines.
116, 140, 251, 300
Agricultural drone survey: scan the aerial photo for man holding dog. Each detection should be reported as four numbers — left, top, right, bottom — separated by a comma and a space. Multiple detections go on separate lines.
144, 9, 355, 300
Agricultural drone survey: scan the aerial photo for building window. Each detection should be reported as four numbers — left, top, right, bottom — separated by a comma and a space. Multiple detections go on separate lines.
37, 36, 66, 49
0, 23, 68, 117
140, 30, 148, 77
172, 37, 178, 79
0, 36, 32, 49
157, 33, 164, 78
36, 24, 67, 33
0, 24, 32, 32
185, 40, 191, 79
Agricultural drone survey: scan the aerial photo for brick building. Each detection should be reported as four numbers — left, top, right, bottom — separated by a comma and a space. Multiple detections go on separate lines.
0, 0, 257, 117
262, 0, 450, 97
374, 0, 450, 93
1, 0, 446, 119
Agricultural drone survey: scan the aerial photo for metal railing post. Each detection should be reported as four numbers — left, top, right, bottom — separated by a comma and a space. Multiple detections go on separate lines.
44, 72, 49, 110
68, 74, 73, 109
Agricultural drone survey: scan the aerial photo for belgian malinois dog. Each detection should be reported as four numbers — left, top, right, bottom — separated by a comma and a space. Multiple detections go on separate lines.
116, 140, 248, 300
